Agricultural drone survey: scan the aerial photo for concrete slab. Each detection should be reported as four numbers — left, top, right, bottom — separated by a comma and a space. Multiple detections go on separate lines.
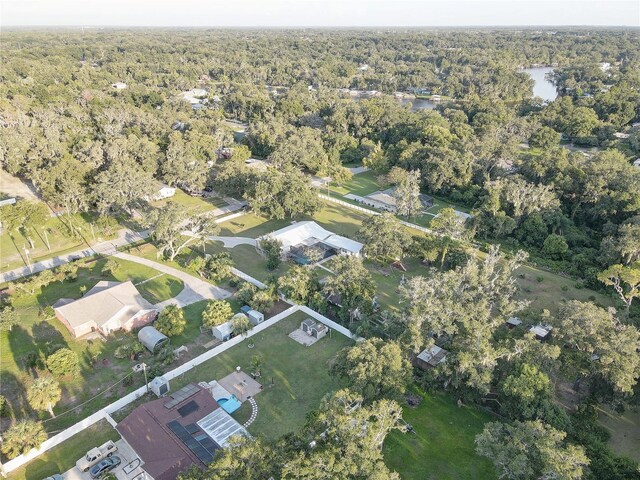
62, 439, 143, 480
218, 371, 262, 402
288, 328, 320, 346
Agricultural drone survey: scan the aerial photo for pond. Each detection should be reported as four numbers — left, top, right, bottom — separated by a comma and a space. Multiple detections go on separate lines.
354, 95, 437, 111
398, 97, 437, 111
522, 67, 558, 102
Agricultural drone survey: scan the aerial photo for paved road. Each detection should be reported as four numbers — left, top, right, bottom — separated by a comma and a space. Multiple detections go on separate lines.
0, 229, 150, 284
114, 252, 231, 309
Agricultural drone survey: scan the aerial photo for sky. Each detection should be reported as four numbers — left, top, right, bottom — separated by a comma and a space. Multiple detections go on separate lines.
2, 0, 639, 27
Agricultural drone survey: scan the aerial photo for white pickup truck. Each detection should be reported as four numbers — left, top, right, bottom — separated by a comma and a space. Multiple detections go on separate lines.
76, 440, 118, 472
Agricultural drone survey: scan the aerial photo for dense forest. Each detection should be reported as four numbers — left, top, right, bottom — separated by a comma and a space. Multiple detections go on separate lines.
1, 28, 639, 480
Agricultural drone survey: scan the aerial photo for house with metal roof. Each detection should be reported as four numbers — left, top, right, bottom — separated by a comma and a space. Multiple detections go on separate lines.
54, 281, 157, 338
415, 345, 448, 370
258, 221, 363, 263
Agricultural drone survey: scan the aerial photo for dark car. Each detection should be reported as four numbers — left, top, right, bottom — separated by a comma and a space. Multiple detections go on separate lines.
89, 456, 121, 478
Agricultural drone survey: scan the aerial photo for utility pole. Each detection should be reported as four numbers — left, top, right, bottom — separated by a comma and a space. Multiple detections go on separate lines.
23, 245, 31, 268
42, 228, 51, 251
141, 363, 149, 393
90, 223, 96, 242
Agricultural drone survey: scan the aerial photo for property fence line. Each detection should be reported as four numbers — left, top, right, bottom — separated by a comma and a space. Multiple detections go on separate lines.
318, 194, 436, 236
0, 302, 309, 475
298, 305, 363, 342
230, 267, 267, 289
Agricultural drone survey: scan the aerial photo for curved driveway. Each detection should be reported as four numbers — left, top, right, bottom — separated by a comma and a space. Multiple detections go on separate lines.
114, 252, 231, 309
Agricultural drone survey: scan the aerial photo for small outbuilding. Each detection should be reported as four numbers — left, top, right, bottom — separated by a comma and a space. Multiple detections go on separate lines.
240, 306, 264, 326
139, 326, 170, 353
530, 324, 553, 341
506, 317, 522, 329
212, 321, 233, 342
300, 318, 327, 340
415, 345, 448, 370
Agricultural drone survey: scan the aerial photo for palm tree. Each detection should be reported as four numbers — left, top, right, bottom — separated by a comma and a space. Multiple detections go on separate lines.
27, 376, 61, 418
0, 419, 47, 458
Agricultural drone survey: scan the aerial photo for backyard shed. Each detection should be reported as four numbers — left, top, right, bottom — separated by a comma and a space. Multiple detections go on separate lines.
415, 345, 448, 370
139, 326, 170, 353
212, 321, 233, 342
241, 306, 264, 326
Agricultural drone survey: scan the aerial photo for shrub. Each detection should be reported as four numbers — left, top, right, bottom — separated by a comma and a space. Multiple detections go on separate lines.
154, 305, 186, 337
102, 259, 121, 276
0, 395, 7, 416
202, 300, 233, 328
249, 290, 274, 313
536, 276, 544, 283
46, 348, 80, 377
237, 282, 257, 305
561, 285, 569, 292
258, 237, 282, 270
0, 420, 47, 458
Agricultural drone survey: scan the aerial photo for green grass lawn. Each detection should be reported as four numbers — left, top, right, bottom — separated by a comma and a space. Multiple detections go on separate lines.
0, 211, 120, 273
206, 242, 291, 283
0, 257, 182, 433
151, 190, 228, 215
514, 264, 616, 315
217, 201, 371, 240
598, 405, 640, 462
383, 388, 497, 480
172, 311, 352, 439
7, 420, 120, 480
328, 170, 381, 196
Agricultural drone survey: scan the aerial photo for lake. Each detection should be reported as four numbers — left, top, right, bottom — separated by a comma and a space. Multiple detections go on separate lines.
398, 97, 437, 111
522, 67, 557, 102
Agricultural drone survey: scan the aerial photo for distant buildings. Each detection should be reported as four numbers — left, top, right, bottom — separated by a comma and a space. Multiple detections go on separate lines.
182, 88, 208, 110
147, 182, 176, 201
111, 82, 127, 90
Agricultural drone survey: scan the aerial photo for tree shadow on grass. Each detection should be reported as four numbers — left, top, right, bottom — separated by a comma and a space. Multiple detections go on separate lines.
32, 321, 69, 357
8, 325, 43, 375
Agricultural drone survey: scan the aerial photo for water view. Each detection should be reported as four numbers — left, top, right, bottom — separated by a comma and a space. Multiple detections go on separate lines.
522, 66, 558, 102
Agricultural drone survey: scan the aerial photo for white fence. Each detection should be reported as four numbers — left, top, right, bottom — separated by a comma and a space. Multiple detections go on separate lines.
298, 305, 363, 341
1, 302, 354, 475
318, 194, 435, 236
231, 267, 267, 289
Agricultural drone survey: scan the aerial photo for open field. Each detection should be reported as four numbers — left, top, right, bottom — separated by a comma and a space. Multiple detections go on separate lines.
151, 189, 227, 214
514, 264, 616, 314
0, 257, 183, 433
218, 201, 371, 240
598, 406, 640, 462
328, 169, 381, 196
170, 311, 352, 439
7, 420, 120, 480
383, 388, 497, 480
0, 211, 119, 273
326, 171, 471, 228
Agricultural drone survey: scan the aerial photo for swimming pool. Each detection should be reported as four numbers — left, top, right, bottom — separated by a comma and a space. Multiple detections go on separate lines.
217, 395, 242, 414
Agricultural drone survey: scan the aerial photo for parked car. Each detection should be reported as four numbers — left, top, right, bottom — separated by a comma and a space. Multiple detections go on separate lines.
43, 475, 63, 480
89, 456, 121, 478
76, 440, 118, 472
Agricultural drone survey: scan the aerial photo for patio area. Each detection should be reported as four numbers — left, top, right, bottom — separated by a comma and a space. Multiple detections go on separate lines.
218, 371, 262, 402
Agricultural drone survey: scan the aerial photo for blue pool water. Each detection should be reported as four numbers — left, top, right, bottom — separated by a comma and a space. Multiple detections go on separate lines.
218, 395, 242, 414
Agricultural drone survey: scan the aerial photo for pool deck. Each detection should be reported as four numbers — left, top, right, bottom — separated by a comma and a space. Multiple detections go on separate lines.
219, 371, 263, 402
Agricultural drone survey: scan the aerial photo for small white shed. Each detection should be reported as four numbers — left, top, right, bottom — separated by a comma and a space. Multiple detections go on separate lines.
212, 321, 233, 342
246, 309, 264, 326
